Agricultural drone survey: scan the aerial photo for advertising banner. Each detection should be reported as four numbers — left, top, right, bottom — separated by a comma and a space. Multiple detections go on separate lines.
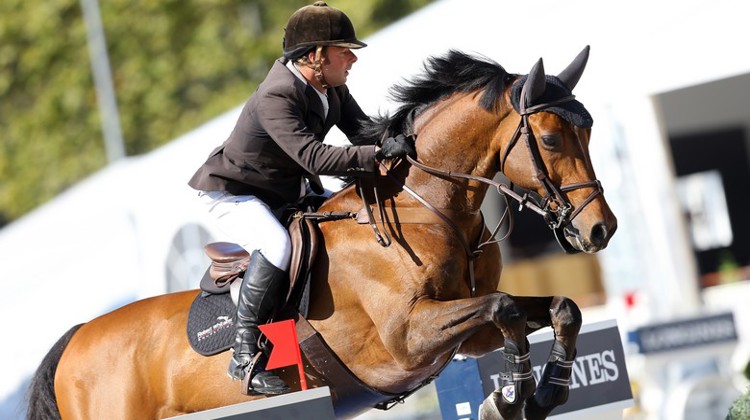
436, 319, 632, 419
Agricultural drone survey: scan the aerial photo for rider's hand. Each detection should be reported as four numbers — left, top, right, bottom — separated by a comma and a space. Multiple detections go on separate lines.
375, 134, 416, 161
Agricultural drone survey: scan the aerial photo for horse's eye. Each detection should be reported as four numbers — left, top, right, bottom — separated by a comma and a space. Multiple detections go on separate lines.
541, 135, 561, 149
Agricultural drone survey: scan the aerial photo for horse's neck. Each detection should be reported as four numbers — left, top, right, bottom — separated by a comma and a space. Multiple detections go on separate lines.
325, 94, 515, 217
406, 94, 507, 213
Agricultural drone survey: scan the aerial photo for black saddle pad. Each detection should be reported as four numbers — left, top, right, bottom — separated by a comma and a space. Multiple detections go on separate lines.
187, 292, 236, 356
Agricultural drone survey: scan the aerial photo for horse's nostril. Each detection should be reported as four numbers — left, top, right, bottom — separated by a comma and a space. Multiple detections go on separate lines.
591, 223, 608, 247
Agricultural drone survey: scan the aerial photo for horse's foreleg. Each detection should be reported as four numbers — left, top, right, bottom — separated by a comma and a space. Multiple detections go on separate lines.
515, 296, 582, 420
388, 292, 520, 368
478, 335, 535, 420
477, 295, 581, 420
378, 292, 535, 419
469, 293, 535, 420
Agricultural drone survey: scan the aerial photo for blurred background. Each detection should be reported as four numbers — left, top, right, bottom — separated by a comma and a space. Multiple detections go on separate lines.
2, 0, 750, 418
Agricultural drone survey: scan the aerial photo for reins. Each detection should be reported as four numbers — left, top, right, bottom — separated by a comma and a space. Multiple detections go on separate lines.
357, 181, 392, 247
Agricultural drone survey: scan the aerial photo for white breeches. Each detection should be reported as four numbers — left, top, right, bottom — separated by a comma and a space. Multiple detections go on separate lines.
198, 191, 292, 271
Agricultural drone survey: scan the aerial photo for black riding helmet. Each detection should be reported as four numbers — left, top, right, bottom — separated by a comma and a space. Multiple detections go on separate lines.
282, 1, 367, 60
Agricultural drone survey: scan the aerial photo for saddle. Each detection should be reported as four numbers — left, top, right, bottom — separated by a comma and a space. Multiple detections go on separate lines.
199, 213, 320, 311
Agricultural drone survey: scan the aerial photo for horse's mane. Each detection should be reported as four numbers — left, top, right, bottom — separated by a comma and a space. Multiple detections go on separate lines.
356, 50, 512, 142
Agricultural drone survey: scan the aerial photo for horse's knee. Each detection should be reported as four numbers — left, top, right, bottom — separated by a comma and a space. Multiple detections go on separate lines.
493, 293, 526, 330
550, 296, 582, 333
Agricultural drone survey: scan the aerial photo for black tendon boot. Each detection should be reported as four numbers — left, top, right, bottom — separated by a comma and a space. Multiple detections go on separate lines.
227, 250, 290, 395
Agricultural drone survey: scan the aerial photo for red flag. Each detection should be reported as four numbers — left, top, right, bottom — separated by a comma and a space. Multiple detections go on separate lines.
259, 319, 307, 390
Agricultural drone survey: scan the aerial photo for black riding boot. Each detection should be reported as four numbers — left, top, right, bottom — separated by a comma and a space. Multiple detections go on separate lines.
227, 250, 290, 395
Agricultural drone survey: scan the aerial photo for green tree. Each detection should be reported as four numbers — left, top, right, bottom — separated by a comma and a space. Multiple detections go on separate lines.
727, 386, 750, 420
0, 0, 433, 226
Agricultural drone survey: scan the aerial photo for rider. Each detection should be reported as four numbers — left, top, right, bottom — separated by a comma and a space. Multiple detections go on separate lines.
188, 1, 415, 395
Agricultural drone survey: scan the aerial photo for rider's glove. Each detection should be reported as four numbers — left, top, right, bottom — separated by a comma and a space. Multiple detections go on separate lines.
375, 134, 416, 161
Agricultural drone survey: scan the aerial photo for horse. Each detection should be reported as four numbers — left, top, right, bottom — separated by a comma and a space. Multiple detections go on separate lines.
27, 46, 616, 420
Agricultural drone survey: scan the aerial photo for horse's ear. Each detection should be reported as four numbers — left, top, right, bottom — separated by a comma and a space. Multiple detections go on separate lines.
524, 58, 546, 108
557, 45, 590, 91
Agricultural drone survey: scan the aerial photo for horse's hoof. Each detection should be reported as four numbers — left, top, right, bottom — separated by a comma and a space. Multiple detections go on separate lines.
523, 383, 569, 420
479, 391, 524, 420
479, 393, 503, 420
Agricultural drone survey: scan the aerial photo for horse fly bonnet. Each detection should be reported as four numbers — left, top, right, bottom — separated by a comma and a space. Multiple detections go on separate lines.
510, 47, 593, 128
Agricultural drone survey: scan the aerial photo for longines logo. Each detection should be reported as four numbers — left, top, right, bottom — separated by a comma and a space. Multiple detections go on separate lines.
196, 315, 234, 341
488, 349, 620, 390
438, 321, 633, 418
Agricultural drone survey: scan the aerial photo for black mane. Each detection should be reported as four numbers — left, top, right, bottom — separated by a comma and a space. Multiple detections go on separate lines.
356, 50, 512, 142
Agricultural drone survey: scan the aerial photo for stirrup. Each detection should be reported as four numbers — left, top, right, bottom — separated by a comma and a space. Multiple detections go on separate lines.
240, 354, 290, 396
227, 351, 261, 381
230, 352, 289, 396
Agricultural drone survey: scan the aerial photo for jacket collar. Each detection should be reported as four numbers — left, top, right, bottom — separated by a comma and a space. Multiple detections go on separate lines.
275, 59, 329, 124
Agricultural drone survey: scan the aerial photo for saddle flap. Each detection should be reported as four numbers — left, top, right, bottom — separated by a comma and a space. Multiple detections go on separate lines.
199, 267, 231, 294
286, 216, 320, 305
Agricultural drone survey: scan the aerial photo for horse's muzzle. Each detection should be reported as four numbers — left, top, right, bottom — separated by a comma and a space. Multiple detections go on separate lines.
560, 219, 617, 254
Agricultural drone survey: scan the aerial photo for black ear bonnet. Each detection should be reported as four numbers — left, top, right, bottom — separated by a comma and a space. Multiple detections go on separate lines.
510, 75, 593, 129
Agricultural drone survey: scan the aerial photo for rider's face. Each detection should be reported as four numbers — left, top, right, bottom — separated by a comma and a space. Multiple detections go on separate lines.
321, 47, 358, 87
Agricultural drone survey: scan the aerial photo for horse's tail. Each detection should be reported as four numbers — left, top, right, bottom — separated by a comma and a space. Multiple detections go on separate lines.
26, 323, 84, 420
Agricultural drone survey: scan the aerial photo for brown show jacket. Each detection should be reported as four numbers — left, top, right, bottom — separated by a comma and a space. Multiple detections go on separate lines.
189, 58, 377, 208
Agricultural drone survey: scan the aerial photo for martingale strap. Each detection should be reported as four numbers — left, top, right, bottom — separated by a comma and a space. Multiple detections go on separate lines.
355, 205, 480, 225
357, 182, 392, 247
361, 161, 485, 296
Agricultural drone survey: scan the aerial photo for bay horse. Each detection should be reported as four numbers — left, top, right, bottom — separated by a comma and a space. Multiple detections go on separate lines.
27, 46, 616, 420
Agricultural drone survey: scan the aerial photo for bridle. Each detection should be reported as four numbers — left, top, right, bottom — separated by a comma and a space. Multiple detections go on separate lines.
497, 84, 604, 253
